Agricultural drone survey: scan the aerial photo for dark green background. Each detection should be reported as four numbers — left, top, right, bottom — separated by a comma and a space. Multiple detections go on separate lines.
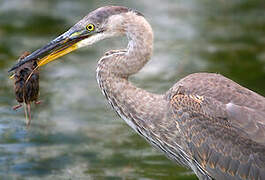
0, 0, 264, 179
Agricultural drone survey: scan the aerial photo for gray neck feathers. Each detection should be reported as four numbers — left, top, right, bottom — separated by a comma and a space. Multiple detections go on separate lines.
98, 12, 153, 77
96, 12, 166, 133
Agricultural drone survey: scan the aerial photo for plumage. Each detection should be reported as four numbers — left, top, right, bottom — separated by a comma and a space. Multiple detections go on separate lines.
93, 8, 265, 179
168, 73, 265, 179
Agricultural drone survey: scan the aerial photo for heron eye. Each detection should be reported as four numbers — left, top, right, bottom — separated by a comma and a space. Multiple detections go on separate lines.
86, 24, 95, 32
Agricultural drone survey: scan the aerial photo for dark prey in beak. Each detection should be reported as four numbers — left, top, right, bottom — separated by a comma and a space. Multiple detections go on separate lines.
8, 35, 66, 72
8, 31, 88, 73
13, 51, 41, 127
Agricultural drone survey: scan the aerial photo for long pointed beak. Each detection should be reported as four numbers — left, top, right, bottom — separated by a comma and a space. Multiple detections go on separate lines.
8, 29, 88, 72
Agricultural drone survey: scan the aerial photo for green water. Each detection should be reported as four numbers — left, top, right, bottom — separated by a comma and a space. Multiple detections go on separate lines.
0, 0, 264, 179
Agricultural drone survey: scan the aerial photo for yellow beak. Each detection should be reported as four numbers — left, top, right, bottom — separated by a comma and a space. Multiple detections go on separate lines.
8, 29, 89, 72
37, 43, 78, 67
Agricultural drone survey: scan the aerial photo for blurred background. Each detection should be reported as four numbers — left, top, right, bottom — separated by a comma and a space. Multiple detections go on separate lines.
0, 0, 264, 179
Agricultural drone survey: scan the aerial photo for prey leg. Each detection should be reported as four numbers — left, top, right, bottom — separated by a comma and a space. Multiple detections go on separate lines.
35, 100, 42, 105
13, 104, 22, 110
26, 103, 31, 127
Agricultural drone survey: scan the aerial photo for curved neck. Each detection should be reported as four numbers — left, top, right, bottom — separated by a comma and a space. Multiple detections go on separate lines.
96, 12, 167, 133
103, 12, 153, 76
125, 13, 153, 75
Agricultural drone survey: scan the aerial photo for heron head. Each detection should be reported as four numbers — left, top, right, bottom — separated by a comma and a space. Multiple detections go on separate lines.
8, 6, 143, 72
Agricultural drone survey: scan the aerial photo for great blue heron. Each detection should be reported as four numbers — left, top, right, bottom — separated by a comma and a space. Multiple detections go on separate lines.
9, 6, 265, 180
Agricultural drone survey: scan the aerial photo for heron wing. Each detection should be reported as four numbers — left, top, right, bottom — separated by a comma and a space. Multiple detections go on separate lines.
225, 102, 265, 144
170, 92, 265, 180
168, 73, 265, 144
170, 73, 265, 113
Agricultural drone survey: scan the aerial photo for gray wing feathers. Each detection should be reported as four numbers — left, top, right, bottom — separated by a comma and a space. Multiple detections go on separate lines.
168, 73, 265, 180
226, 103, 265, 145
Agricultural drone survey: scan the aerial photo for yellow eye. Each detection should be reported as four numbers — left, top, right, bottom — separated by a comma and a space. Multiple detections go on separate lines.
86, 24, 95, 32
